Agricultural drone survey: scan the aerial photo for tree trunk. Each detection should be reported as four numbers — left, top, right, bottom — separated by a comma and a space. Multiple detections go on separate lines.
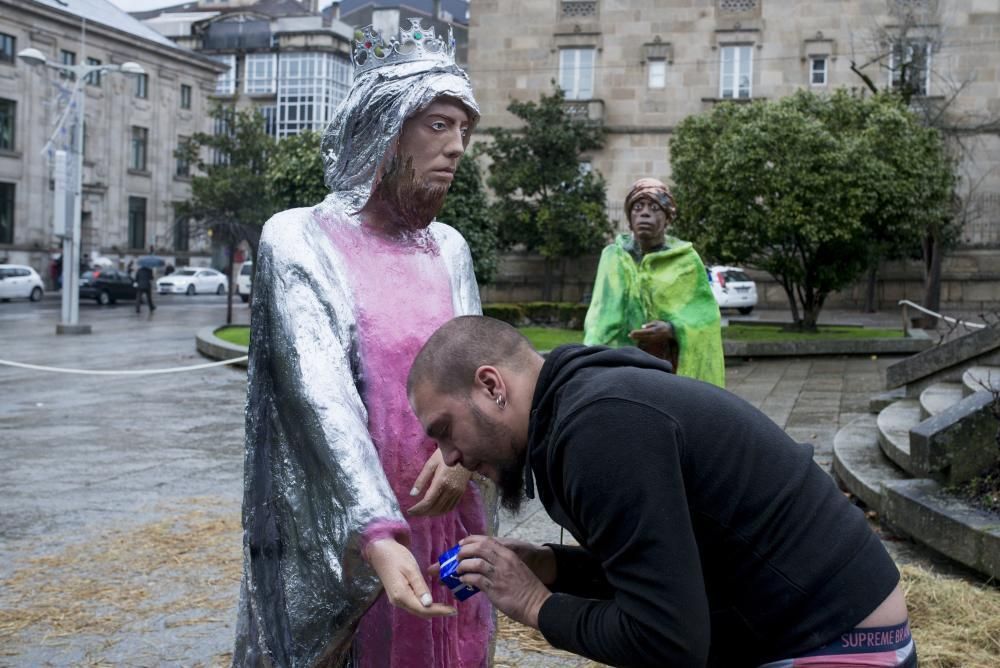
864, 263, 879, 313
780, 280, 801, 328
920, 230, 943, 330
226, 240, 235, 326
542, 257, 553, 301
557, 258, 566, 303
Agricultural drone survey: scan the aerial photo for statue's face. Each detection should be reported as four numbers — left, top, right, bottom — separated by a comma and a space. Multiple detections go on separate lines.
396, 98, 471, 190
628, 197, 669, 250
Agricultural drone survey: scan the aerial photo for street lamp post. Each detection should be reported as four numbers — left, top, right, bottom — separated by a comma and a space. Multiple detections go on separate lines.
18, 38, 144, 335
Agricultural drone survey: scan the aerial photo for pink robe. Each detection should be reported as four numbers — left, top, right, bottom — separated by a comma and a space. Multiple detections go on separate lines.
324, 215, 492, 667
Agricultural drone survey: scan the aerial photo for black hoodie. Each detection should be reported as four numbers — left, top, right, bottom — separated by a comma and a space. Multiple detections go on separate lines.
528, 345, 899, 668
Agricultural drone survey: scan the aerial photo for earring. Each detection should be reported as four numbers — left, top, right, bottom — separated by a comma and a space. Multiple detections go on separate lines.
495, 393, 506, 410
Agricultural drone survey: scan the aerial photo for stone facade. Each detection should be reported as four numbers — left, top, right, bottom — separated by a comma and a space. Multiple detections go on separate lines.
468, 0, 1000, 237
0, 0, 225, 281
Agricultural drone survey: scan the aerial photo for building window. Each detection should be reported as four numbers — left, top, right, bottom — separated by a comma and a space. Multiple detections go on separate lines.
128, 197, 146, 249
260, 104, 277, 137
0, 33, 15, 64
0, 182, 13, 244
176, 136, 191, 177
720, 45, 752, 99
180, 84, 192, 109
277, 52, 351, 138
559, 48, 595, 100
245, 53, 276, 94
215, 54, 237, 95
130, 126, 148, 170
85, 57, 102, 87
134, 73, 148, 99
60, 49, 76, 80
0, 98, 14, 151
173, 217, 189, 251
889, 41, 931, 97
810, 56, 828, 86
648, 58, 666, 88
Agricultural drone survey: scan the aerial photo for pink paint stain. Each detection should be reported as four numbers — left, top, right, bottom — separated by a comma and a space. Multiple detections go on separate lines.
321, 212, 491, 668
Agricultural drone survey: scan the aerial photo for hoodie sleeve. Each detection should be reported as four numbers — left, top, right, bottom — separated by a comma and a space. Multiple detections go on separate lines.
536, 397, 711, 668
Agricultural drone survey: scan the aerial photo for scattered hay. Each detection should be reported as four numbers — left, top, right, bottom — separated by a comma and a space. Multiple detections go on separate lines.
496, 613, 606, 666
902, 564, 1000, 668
4, 501, 998, 667
0, 497, 242, 656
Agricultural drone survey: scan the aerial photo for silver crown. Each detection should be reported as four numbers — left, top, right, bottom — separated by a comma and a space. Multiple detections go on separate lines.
352, 18, 457, 77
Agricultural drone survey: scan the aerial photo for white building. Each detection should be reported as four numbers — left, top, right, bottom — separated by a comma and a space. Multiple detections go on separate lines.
0, 0, 225, 280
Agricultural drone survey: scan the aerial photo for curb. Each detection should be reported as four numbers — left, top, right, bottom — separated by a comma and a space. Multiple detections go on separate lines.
195, 326, 248, 368
723, 329, 932, 358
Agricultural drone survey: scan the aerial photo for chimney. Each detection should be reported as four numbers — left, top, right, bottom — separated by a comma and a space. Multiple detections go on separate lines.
433, 0, 442, 20
331, 0, 341, 19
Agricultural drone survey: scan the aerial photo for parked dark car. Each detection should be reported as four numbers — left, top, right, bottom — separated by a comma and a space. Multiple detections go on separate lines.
79, 269, 137, 305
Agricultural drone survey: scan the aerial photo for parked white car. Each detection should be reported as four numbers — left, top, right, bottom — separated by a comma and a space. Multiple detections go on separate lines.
0, 264, 45, 302
156, 267, 228, 296
236, 261, 252, 303
707, 265, 758, 315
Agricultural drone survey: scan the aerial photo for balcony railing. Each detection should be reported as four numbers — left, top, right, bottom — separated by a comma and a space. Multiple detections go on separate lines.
562, 99, 604, 124
561, 1, 597, 19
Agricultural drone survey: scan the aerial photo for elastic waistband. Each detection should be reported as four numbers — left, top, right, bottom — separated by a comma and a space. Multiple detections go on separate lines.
800, 620, 911, 657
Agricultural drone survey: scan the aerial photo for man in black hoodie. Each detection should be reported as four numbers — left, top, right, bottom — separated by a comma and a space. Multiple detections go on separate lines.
407, 316, 915, 668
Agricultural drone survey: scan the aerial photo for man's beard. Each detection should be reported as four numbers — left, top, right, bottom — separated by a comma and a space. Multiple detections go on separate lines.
468, 401, 528, 515
496, 454, 527, 515
373, 154, 450, 231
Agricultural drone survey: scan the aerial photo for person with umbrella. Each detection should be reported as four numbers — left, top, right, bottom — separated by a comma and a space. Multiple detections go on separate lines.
134, 247, 162, 313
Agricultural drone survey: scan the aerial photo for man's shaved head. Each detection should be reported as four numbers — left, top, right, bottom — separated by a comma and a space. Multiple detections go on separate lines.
408, 316, 535, 397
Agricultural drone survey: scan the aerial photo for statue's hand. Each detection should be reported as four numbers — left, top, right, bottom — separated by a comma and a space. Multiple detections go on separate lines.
367, 538, 456, 618
628, 320, 678, 367
408, 449, 473, 517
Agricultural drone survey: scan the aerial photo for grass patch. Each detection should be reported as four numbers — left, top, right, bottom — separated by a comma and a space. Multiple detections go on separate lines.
215, 325, 250, 347
519, 327, 584, 351
723, 324, 904, 341
212, 325, 585, 352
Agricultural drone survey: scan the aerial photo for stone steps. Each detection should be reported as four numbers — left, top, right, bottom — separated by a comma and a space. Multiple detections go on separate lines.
869, 387, 906, 413
832, 415, 910, 515
876, 398, 921, 473
835, 329, 1000, 580
919, 381, 965, 420
962, 365, 1000, 396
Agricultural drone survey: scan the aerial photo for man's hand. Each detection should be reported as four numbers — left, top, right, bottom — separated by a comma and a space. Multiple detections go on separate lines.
497, 538, 557, 585
452, 535, 552, 629
367, 538, 456, 619
409, 449, 473, 516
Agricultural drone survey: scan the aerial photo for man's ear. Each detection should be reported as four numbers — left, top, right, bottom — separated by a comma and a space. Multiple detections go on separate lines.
474, 365, 505, 398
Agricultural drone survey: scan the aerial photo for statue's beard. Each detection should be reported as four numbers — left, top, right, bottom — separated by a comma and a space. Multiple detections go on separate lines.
372, 155, 450, 232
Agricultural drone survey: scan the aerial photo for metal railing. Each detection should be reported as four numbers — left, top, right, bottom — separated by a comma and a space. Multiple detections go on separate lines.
898, 299, 987, 335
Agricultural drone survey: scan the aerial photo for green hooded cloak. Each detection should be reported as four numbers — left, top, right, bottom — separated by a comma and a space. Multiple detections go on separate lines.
583, 234, 725, 387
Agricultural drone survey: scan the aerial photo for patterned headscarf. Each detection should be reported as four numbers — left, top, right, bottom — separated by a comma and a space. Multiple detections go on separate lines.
624, 177, 677, 223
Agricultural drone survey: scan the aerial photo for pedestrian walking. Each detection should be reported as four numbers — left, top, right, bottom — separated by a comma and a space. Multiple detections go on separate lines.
135, 265, 155, 313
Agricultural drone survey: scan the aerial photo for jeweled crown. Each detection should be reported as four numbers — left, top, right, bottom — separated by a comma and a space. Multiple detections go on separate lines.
352, 18, 458, 77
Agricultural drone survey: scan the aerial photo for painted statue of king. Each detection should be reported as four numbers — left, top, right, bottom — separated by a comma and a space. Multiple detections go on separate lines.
232, 19, 494, 667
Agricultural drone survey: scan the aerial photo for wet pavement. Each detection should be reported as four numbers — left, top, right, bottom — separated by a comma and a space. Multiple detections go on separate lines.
0, 299, 976, 666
